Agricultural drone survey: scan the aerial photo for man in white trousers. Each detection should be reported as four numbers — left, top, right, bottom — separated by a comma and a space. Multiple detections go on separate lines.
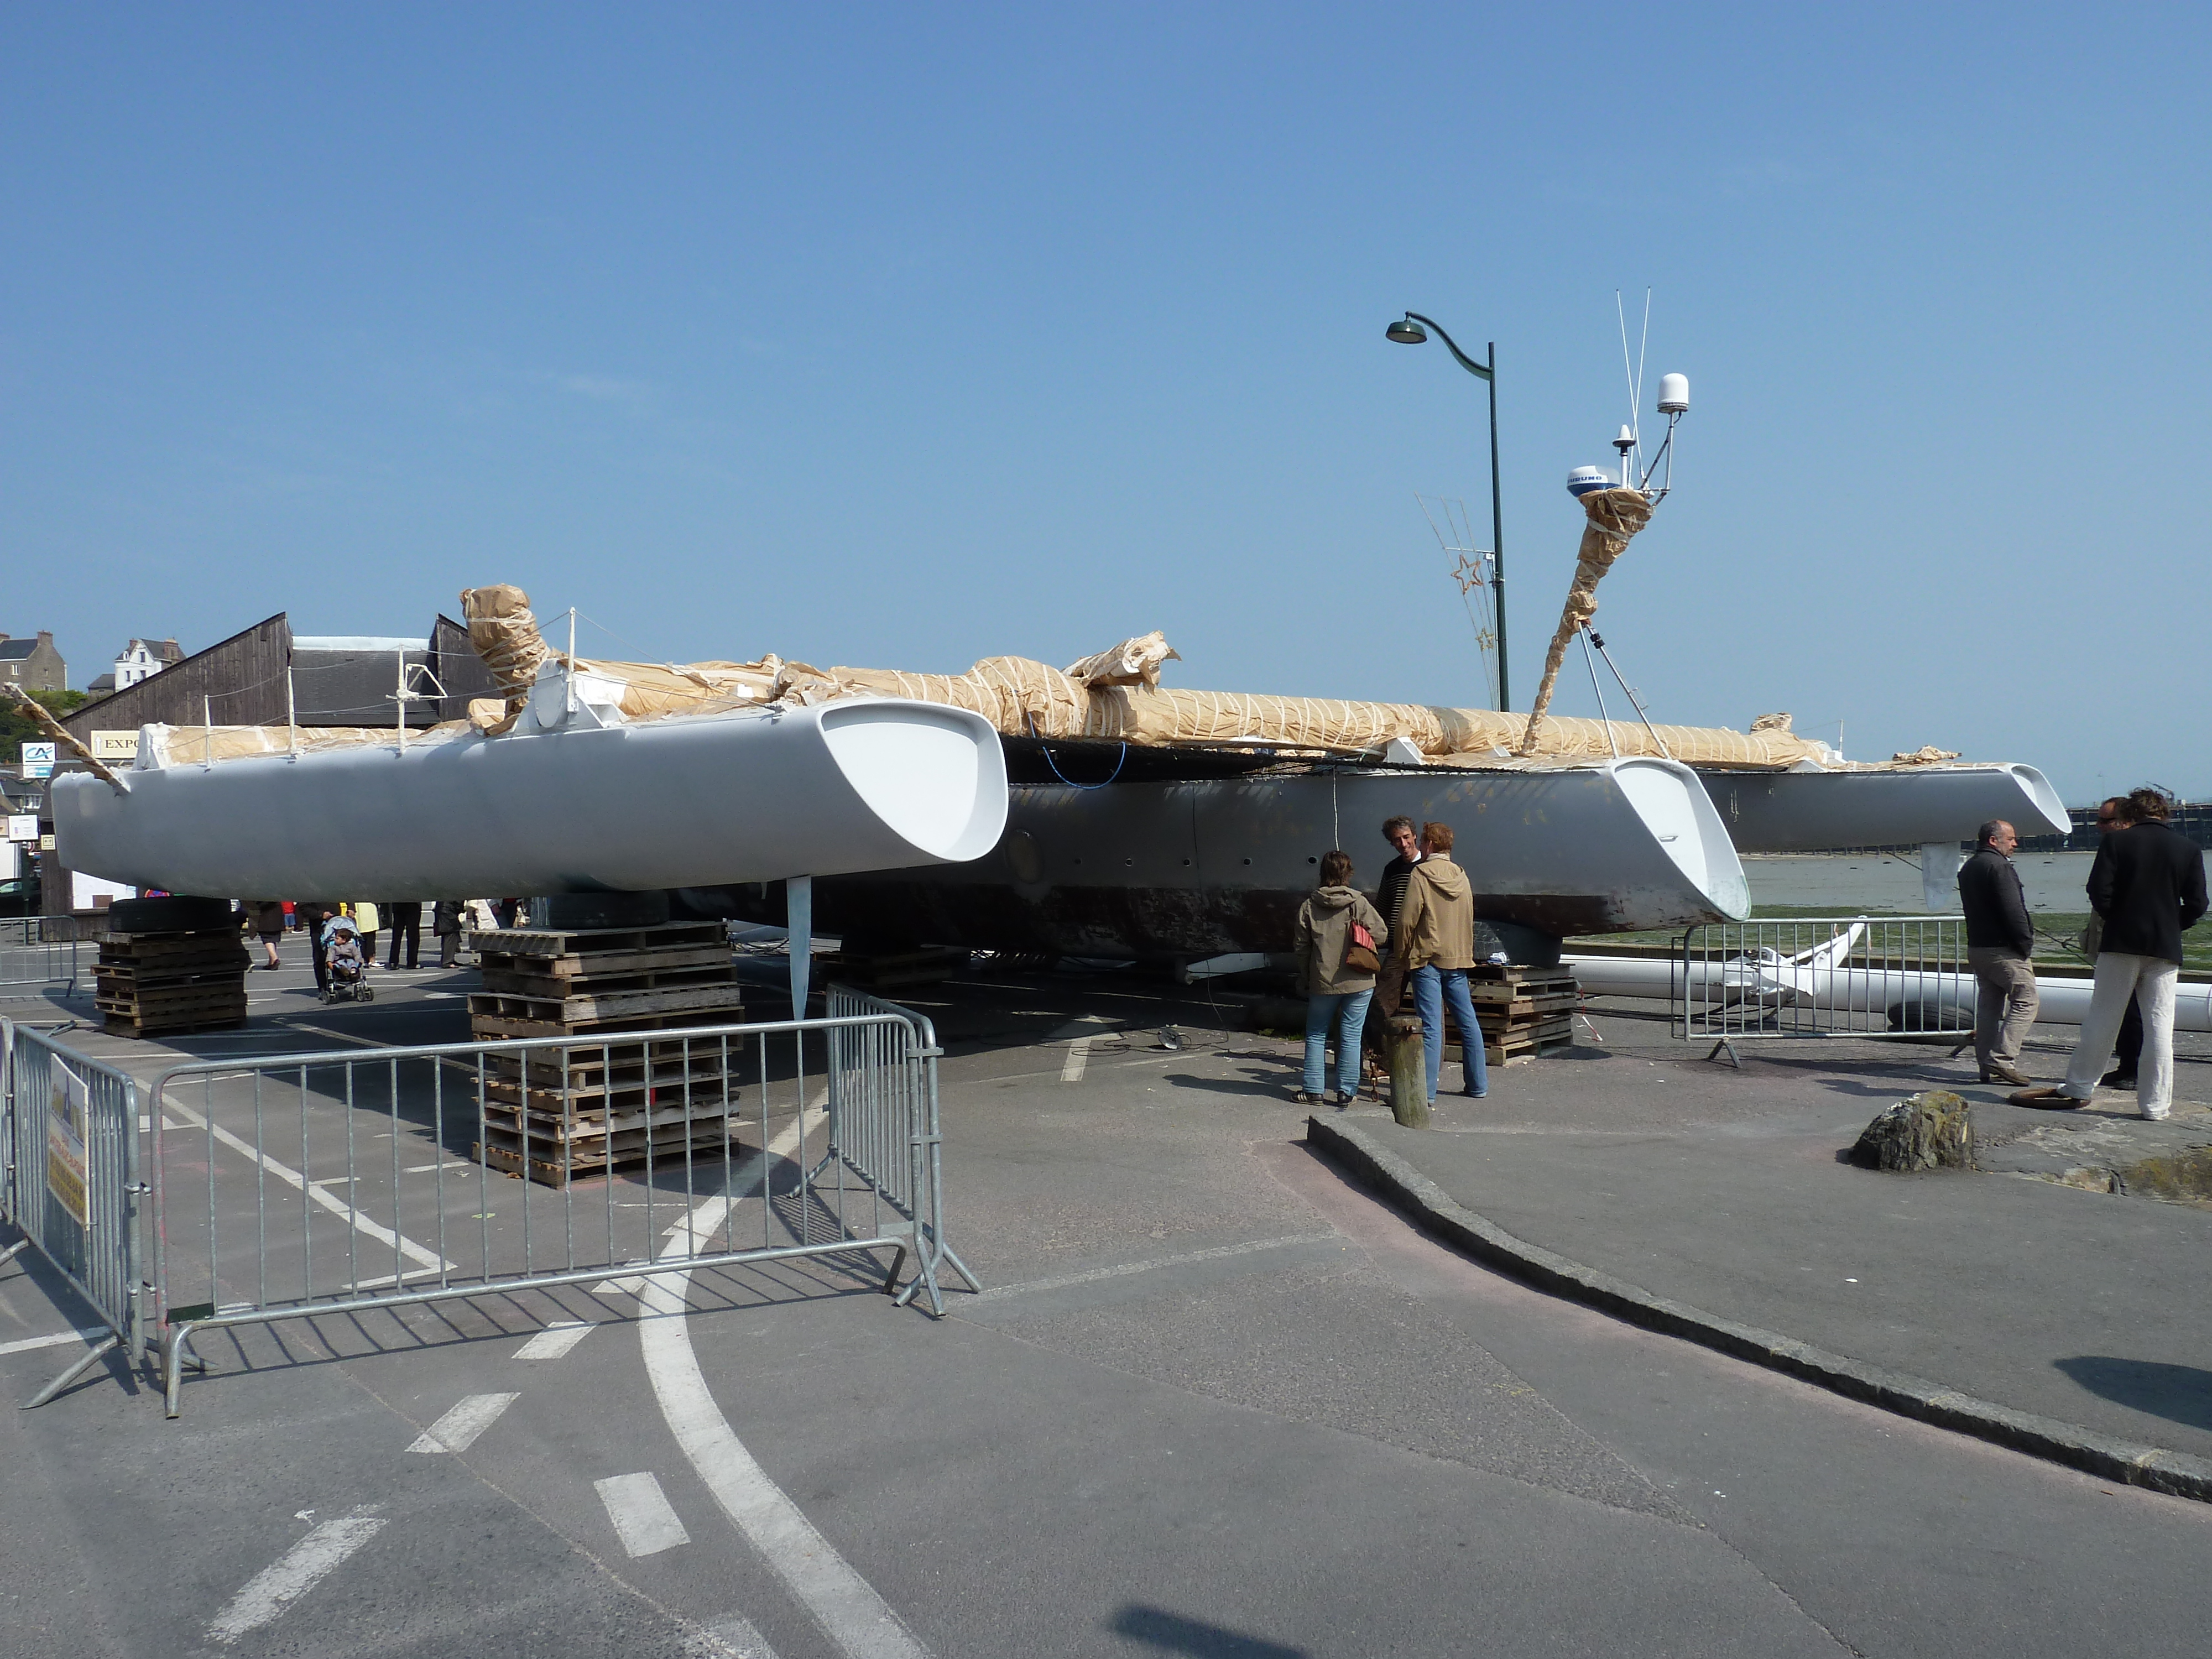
2024, 787, 2206, 1120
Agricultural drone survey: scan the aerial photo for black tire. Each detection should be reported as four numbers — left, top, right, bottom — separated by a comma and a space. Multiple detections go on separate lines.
106, 895, 234, 934
361, 986, 375, 1003
530, 891, 671, 930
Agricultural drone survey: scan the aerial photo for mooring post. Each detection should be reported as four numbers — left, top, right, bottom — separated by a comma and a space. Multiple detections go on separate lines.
1386, 1015, 1429, 1129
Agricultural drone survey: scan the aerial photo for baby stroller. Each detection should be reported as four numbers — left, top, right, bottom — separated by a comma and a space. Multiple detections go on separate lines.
321, 916, 374, 1004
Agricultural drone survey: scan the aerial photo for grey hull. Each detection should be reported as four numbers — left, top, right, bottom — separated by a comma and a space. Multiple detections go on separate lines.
721, 758, 1749, 960
1697, 764, 2070, 853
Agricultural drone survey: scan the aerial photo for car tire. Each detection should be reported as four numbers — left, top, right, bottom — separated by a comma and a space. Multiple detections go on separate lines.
105, 895, 235, 934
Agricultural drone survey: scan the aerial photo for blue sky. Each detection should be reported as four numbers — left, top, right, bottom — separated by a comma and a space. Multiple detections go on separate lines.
4, 4, 2208, 803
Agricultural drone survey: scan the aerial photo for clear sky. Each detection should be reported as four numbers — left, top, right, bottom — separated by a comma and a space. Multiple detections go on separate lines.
4, 4, 2207, 805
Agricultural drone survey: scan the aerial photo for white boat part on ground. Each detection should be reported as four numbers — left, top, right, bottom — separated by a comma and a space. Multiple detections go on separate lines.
1695, 764, 2070, 853
1565, 947, 2212, 1034
51, 695, 1008, 902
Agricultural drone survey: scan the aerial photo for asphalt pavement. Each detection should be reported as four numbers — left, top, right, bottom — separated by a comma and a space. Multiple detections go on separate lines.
3, 946, 2211, 1657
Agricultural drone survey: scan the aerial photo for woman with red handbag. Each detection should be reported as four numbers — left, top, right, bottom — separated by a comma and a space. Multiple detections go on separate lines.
1293, 850, 1390, 1105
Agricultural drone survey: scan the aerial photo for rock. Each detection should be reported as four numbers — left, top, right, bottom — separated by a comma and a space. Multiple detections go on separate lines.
1853, 1090, 1975, 1172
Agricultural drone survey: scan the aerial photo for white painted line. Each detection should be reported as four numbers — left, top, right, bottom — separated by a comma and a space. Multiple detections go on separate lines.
160, 1099, 450, 1272
0, 1325, 107, 1358
514, 1320, 597, 1360
1058, 1037, 1092, 1083
686, 1612, 782, 1658
640, 1106, 928, 1659
972, 1232, 1339, 1302
403, 1160, 473, 1173
205, 1509, 385, 1645
596, 1470, 692, 1556
407, 1391, 518, 1454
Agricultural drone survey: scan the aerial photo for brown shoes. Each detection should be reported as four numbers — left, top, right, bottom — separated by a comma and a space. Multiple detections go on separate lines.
1979, 1060, 2034, 1087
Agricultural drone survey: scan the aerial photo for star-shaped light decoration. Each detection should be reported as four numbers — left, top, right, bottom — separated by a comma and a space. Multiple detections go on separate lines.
1450, 552, 1491, 595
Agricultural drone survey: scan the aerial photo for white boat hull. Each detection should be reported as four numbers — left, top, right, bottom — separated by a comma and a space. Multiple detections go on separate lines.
755, 756, 1750, 958
1697, 764, 2070, 853
52, 698, 1008, 901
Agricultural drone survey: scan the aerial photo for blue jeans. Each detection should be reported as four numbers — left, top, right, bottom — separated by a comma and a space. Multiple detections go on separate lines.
1410, 965, 1488, 1098
1304, 989, 1373, 1097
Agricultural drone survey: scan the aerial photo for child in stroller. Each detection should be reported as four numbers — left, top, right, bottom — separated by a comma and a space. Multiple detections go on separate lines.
322, 916, 374, 1003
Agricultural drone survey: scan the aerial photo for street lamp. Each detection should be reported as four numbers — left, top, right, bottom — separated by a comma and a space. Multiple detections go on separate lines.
1385, 311, 1508, 711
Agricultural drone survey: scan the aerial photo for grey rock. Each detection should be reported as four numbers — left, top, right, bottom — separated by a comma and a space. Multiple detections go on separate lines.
1854, 1089, 1975, 1171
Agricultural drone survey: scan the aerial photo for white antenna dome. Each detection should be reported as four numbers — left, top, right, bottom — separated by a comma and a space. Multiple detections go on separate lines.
1566, 466, 1613, 498
1656, 373, 1689, 414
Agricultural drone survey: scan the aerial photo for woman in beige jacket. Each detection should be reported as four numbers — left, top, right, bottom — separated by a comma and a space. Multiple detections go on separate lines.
1293, 850, 1389, 1104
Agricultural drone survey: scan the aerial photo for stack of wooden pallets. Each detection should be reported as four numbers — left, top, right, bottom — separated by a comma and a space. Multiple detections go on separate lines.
95, 927, 251, 1038
466, 920, 746, 1186
1469, 963, 1579, 1066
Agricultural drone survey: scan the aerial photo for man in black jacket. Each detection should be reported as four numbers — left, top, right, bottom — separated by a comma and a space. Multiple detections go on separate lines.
1958, 819, 2037, 1086
2049, 787, 2208, 1119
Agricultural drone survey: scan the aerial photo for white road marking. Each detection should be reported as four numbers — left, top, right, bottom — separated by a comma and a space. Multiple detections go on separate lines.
514, 1320, 597, 1360
407, 1391, 518, 1453
595, 1470, 692, 1556
640, 1108, 928, 1659
0, 1325, 107, 1358
159, 1099, 449, 1272
1058, 1037, 1091, 1083
686, 1612, 782, 1657
205, 1508, 385, 1645
972, 1232, 1340, 1302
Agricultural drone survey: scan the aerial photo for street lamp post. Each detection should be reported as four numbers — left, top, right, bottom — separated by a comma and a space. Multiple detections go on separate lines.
1385, 312, 1508, 711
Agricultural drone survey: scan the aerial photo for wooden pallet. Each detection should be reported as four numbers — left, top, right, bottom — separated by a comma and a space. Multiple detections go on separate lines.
476, 940, 732, 981
1470, 966, 1579, 1065
467, 1003, 748, 1042
471, 921, 727, 959
482, 1068, 740, 1113
467, 921, 753, 1180
96, 927, 251, 1037
473, 1125, 742, 1187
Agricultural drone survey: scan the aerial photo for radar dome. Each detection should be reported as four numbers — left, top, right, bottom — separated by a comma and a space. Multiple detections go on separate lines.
1656, 373, 1689, 414
1566, 466, 1613, 498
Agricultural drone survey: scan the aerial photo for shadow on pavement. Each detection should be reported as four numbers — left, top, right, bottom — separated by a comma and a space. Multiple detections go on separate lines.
2055, 1355, 2212, 1434
1108, 1605, 1307, 1658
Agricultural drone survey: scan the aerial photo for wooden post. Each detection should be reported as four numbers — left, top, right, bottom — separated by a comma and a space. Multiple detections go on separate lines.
1386, 1015, 1428, 1129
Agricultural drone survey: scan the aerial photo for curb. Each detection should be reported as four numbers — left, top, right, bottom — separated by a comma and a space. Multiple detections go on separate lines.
1305, 1113, 2212, 1505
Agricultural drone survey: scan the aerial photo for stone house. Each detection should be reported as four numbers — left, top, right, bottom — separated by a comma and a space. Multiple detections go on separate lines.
0, 630, 68, 692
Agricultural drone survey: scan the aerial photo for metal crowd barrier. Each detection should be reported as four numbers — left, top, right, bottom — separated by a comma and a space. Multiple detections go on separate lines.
93, 987, 971, 1416
1676, 916, 1975, 1063
0, 916, 84, 996
0, 1020, 147, 1406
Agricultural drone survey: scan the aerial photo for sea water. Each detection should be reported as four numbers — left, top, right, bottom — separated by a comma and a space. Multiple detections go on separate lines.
1744, 852, 2096, 915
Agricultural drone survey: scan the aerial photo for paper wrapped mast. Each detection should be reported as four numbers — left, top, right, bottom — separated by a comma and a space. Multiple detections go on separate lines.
439, 586, 1843, 770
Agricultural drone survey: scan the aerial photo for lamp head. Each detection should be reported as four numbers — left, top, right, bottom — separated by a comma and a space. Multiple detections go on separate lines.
1385, 317, 1427, 345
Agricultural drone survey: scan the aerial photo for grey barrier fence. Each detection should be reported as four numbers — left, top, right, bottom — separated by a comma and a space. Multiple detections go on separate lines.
0, 1019, 147, 1406
0, 917, 84, 995
1676, 915, 1975, 1063
133, 985, 975, 1415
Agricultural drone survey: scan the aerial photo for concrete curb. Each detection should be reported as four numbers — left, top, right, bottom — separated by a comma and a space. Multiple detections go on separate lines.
1305, 1114, 2212, 1505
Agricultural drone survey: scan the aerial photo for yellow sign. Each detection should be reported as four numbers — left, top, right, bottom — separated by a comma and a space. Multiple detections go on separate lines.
89, 731, 141, 761
46, 1065, 90, 1228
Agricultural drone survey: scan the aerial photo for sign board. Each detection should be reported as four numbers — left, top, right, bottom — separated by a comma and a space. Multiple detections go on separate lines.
46, 1062, 91, 1228
88, 731, 140, 763
40, 833, 56, 851
20, 741, 54, 780
6, 813, 36, 842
